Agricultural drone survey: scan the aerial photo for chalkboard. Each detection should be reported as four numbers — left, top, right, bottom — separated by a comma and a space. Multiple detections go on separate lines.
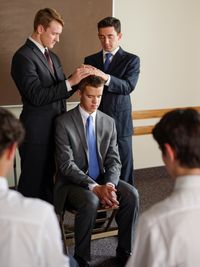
0, 0, 112, 105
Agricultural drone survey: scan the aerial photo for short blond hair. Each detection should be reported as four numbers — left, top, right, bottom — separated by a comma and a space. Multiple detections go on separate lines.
33, 8, 64, 31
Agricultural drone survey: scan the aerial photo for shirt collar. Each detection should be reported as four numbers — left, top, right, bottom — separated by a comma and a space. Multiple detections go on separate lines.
175, 174, 200, 190
103, 46, 120, 58
0, 177, 9, 193
29, 37, 46, 54
78, 105, 97, 121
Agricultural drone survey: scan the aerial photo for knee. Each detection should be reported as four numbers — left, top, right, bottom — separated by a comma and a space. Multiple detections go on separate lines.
118, 182, 139, 211
78, 193, 99, 215
129, 186, 139, 211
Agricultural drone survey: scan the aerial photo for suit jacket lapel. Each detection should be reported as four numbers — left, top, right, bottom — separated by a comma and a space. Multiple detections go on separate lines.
96, 111, 103, 168
107, 47, 124, 73
71, 106, 88, 157
25, 39, 56, 80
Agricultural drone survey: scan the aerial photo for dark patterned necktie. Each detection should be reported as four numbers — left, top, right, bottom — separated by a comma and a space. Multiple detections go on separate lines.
44, 49, 54, 73
86, 116, 100, 180
104, 53, 112, 72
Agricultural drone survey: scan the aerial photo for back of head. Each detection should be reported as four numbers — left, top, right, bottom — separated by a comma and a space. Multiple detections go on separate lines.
97, 16, 121, 33
78, 75, 105, 92
33, 7, 64, 31
152, 108, 200, 168
0, 107, 24, 157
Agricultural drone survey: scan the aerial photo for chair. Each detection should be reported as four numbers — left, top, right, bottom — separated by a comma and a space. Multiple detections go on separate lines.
57, 206, 119, 255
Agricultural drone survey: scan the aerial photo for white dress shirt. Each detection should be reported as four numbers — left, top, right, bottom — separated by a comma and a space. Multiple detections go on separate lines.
126, 175, 200, 267
0, 177, 69, 267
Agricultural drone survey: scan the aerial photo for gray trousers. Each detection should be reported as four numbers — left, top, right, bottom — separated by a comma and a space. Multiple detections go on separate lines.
54, 180, 139, 261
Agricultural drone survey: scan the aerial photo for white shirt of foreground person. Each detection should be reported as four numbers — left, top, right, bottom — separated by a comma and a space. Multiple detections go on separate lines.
0, 177, 69, 267
126, 175, 200, 267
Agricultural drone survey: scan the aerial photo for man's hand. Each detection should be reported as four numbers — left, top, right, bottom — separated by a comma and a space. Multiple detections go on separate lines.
68, 65, 94, 86
92, 184, 119, 208
83, 64, 109, 82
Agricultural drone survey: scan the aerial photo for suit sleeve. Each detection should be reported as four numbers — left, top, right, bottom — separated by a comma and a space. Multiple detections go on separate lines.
11, 51, 73, 106
108, 55, 140, 95
55, 116, 96, 188
84, 53, 140, 96
102, 120, 121, 186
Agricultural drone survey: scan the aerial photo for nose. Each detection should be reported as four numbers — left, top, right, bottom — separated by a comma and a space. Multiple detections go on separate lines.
93, 97, 98, 104
55, 35, 59, 43
104, 37, 109, 44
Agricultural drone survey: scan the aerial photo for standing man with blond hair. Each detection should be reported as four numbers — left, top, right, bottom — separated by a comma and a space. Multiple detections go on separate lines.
11, 8, 90, 203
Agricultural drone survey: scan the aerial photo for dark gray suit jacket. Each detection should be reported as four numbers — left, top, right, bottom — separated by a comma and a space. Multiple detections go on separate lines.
54, 105, 122, 210
11, 39, 74, 144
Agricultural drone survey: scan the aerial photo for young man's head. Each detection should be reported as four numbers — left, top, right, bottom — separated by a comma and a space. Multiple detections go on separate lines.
0, 108, 24, 176
32, 8, 64, 49
97, 17, 122, 52
153, 108, 200, 177
78, 75, 105, 114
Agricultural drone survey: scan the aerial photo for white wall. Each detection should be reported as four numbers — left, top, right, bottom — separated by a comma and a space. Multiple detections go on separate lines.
114, 0, 200, 168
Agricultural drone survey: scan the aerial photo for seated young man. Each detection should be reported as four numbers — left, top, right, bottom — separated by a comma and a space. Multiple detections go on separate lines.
54, 75, 139, 267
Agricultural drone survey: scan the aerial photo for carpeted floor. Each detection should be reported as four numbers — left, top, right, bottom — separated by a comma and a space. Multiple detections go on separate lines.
66, 166, 174, 266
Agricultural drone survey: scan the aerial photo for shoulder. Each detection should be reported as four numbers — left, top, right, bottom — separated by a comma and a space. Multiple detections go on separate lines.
85, 51, 102, 60
55, 106, 79, 124
4, 189, 55, 224
139, 196, 174, 231
97, 110, 116, 125
119, 48, 140, 62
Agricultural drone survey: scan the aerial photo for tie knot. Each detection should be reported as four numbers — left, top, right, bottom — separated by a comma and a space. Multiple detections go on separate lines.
105, 53, 112, 60
44, 49, 49, 58
87, 116, 93, 128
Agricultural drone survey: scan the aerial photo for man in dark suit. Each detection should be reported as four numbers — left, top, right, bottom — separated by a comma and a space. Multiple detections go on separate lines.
11, 8, 90, 203
84, 17, 140, 185
54, 75, 139, 267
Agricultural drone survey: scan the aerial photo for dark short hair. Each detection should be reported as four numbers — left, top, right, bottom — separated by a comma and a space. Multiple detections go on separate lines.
34, 8, 64, 31
152, 108, 200, 168
0, 107, 24, 157
97, 17, 121, 34
78, 75, 105, 92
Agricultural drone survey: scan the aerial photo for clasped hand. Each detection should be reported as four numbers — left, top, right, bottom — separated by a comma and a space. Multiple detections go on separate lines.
93, 184, 119, 209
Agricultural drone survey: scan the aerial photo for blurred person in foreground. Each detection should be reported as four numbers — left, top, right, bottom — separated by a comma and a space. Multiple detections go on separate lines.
127, 108, 200, 267
0, 107, 77, 267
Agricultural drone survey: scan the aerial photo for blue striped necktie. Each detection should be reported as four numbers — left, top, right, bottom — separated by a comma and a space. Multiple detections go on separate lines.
104, 53, 112, 72
86, 116, 100, 180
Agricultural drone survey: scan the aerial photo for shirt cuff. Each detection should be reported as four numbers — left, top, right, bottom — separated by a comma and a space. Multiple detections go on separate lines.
88, 183, 99, 191
105, 75, 111, 86
106, 182, 115, 188
66, 79, 72, 91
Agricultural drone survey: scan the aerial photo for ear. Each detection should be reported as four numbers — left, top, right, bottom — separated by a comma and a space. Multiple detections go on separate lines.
164, 143, 175, 161
77, 89, 82, 98
37, 25, 44, 34
118, 32, 122, 40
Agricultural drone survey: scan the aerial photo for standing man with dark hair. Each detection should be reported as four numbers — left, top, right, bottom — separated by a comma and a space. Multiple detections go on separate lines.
127, 108, 200, 267
0, 107, 79, 267
54, 75, 139, 267
84, 17, 140, 185
11, 8, 90, 203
